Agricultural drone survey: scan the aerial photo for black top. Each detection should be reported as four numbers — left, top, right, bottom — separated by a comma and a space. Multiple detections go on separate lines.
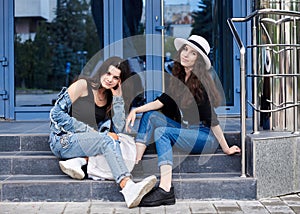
157, 93, 181, 123
157, 92, 219, 127
70, 81, 108, 130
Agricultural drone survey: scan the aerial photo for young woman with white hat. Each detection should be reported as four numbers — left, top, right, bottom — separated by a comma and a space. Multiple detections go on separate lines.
126, 35, 241, 207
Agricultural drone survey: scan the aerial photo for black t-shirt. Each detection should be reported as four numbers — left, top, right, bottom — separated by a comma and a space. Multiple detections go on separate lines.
157, 93, 181, 123
157, 92, 219, 127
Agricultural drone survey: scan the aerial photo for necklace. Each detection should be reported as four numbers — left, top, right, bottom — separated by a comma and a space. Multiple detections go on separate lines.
97, 90, 106, 102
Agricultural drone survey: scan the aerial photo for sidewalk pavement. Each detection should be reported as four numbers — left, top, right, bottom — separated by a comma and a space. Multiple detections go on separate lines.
1, 194, 300, 214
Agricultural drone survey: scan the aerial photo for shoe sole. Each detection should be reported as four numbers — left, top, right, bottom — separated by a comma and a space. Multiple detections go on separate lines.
128, 175, 157, 208
140, 197, 176, 207
59, 161, 85, 180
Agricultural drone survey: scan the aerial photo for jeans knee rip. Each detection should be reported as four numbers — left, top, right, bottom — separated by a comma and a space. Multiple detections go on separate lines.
60, 135, 70, 149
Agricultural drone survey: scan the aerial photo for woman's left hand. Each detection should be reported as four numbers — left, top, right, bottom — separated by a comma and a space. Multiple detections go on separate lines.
111, 82, 122, 96
224, 145, 241, 155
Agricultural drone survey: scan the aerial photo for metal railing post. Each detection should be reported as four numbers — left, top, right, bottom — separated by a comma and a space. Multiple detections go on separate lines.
227, 19, 247, 177
292, 17, 299, 134
240, 47, 247, 178
252, 18, 259, 134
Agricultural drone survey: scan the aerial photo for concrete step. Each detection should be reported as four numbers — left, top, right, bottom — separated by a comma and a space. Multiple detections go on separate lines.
0, 151, 241, 175
0, 131, 254, 202
0, 134, 50, 152
0, 173, 256, 202
0, 132, 241, 152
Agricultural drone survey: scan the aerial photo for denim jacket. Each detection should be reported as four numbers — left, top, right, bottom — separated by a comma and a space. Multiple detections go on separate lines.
49, 87, 126, 135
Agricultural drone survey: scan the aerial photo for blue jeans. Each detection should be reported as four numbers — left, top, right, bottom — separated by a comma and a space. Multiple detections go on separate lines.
136, 111, 215, 167
49, 132, 130, 183
49, 88, 130, 184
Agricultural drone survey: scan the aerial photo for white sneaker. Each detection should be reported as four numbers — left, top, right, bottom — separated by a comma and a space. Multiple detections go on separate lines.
121, 175, 157, 208
59, 157, 86, 180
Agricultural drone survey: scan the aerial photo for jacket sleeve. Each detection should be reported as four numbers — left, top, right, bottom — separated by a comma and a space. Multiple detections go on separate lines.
111, 95, 126, 133
50, 87, 94, 133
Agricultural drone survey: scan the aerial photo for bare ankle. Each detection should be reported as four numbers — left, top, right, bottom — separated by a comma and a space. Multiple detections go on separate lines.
159, 185, 171, 192
120, 177, 130, 189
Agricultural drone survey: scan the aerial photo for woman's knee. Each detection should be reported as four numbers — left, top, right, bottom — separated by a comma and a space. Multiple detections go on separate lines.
143, 111, 164, 121
154, 127, 172, 146
91, 134, 117, 155
141, 111, 156, 121
154, 127, 165, 139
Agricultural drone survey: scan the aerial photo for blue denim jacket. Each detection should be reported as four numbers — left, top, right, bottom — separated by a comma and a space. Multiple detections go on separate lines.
49, 87, 125, 135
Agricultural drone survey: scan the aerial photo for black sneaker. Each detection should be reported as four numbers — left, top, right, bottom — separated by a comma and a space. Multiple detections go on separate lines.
139, 186, 176, 207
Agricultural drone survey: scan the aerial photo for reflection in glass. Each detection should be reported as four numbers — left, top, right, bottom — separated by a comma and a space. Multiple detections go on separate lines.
14, 0, 99, 107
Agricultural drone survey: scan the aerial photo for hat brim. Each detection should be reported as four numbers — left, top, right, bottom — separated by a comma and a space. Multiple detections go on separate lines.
174, 38, 211, 69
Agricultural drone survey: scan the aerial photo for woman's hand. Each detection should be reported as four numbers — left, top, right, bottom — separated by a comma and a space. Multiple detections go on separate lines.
224, 145, 241, 155
125, 109, 137, 133
108, 132, 119, 140
111, 81, 122, 96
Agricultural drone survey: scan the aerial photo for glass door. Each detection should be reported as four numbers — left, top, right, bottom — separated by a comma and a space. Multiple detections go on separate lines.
0, 0, 14, 119
0, 0, 5, 118
14, 0, 100, 120
162, 0, 241, 115
12, 0, 158, 120
7, 0, 248, 120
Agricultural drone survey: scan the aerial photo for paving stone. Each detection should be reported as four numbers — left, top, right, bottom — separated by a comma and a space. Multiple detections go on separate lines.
63, 202, 91, 214
280, 194, 300, 206
140, 206, 166, 214
189, 201, 217, 213
0, 202, 19, 214
237, 201, 269, 214
1, 196, 300, 214
90, 202, 117, 214
264, 205, 296, 214
165, 201, 191, 214
260, 197, 287, 206
212, 201, 243, 214
38, 202, 66, 214
289, 206, 300, 213
115, 206, 140, 214
12, 202, 42, 214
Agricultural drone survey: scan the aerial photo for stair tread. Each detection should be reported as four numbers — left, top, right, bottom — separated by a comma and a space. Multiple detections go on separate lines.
0, 151, 54, 157
0, 151, 238, 157
1, 172, 253, 182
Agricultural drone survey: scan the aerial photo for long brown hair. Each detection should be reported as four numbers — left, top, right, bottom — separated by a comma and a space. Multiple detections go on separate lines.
170, 45, 221, 108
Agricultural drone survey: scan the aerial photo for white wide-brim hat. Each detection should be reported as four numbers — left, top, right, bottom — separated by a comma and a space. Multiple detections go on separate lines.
174, 35, 211, 69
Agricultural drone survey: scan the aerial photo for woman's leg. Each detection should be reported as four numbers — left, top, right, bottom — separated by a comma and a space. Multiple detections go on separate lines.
138, 126, 181, 207
135, 143, 147, 164
139, 126, 211, 207
156, 126, 211, 188
159, 164, 172, 191
63, 132, 131, 183
135, 111, 180, 162
53, 131, 157, 208
154, 126, 211, 166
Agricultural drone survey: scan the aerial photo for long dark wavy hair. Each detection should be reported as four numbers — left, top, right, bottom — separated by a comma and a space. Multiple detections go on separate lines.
170, 45, 221, 108
80, 56, 131, 116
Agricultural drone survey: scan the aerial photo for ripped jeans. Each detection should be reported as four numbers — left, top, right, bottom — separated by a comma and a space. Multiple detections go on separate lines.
135, 111, 215, 167
49, 87, 130, 183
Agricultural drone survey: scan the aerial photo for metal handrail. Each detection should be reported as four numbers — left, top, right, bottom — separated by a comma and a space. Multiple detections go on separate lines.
227, 9, 300, 178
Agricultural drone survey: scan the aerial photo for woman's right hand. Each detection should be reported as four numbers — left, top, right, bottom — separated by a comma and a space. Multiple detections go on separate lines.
125, 109, 136, 133
224, 145, 241, 155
